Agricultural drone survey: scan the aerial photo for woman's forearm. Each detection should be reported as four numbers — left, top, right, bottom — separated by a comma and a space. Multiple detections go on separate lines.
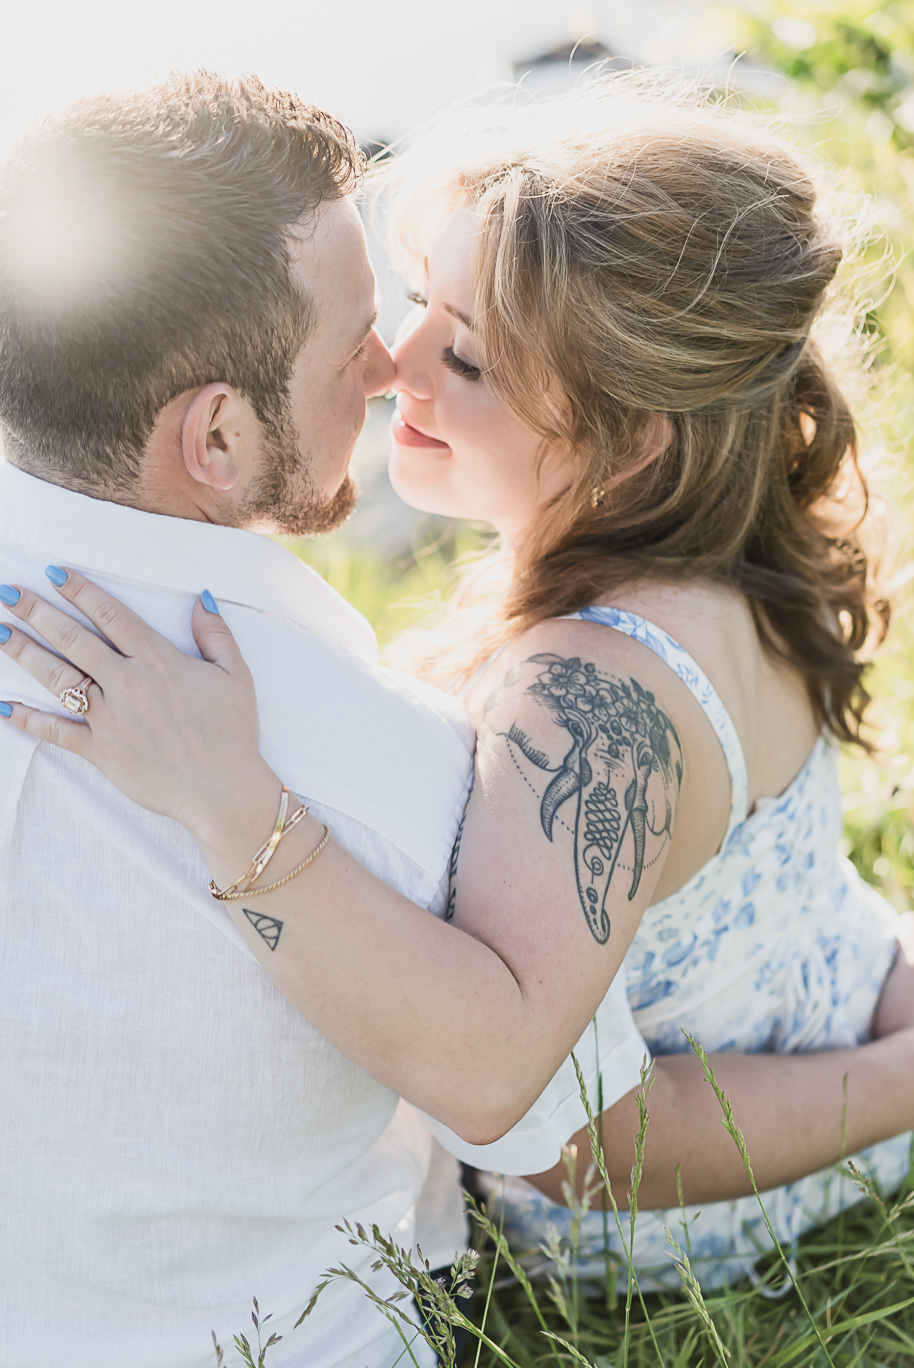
195, 769, 569, 1143
197, 772, 914, 1179
525, 1032, 914, 1210
7, 574, 908, 1193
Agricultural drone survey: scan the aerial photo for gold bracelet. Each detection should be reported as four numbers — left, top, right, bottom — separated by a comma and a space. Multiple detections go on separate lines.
209, 787, 309, 901
239, 824, 331, 897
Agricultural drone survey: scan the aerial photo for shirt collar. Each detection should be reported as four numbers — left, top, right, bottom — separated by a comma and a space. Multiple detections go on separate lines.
0, 460, 378, 661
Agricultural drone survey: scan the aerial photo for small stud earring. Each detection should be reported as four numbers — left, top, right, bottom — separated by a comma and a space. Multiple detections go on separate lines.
590, 485, 606, 508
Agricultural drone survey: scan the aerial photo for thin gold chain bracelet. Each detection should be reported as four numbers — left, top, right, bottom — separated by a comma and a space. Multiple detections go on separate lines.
238, 824, 331, 897
209, 787, 309, 901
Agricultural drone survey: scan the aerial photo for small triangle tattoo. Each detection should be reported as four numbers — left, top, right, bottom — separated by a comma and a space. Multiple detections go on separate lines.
243, 909, 283, 952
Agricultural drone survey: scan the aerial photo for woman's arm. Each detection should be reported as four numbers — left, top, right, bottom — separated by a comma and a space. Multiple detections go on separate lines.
0, 574, 683, 1142
3, 572, 913, 1188
528, 1029, 914, 1210
527, 921, 914, 1210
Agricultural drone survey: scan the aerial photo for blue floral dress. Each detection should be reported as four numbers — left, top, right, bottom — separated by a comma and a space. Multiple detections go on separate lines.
486, 607, 910, 1292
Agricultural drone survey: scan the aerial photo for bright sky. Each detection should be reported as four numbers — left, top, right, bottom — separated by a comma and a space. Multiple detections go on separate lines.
0, 0, 730, 152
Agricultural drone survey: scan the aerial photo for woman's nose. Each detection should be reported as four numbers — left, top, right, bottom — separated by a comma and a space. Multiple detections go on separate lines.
391, 319, 434, 401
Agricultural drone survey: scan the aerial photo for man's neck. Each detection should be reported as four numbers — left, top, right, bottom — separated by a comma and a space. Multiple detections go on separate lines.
4, 450, 129, 506
5, 448, 224, 524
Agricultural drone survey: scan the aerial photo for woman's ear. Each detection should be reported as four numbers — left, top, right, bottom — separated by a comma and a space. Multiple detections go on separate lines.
652, 413, 675, 456
634, 413, 674, 473
181, 383, 248, 492
602, 413, 673, 498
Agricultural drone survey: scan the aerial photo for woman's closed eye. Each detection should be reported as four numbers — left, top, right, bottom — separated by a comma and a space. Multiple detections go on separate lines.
405, 290, 483, 381
442, 345, 482, 382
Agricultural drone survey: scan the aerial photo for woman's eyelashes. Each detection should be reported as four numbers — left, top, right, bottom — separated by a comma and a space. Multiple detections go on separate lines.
442, 345, 482, 381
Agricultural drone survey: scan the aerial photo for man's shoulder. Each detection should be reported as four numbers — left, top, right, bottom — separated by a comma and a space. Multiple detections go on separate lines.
226, 599, 474, 756
225, 603, 475, 886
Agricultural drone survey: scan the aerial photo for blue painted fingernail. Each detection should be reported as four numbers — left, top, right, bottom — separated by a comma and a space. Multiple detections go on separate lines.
0, 625, 10, 644
201, 590, 220, 615
0, 702, 11, 718
45, 566, 68, 587
0, 585, 19, 607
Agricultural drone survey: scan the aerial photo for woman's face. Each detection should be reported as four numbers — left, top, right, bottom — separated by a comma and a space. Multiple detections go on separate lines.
389, 204, 578, 542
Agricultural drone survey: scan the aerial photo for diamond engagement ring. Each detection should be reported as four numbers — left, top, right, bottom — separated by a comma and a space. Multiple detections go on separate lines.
59, 676, 95, 716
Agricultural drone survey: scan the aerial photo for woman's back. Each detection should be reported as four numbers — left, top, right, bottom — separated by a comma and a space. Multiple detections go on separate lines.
586, 582, 822, 899
556, 589, 896, 1056
480, 590, 904, 1292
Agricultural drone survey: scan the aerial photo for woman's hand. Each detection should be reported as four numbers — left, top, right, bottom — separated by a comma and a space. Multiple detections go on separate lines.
0, 570, 275, 842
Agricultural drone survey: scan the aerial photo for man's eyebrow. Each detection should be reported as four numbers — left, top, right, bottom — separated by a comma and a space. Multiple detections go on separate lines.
444, 303, 474, 330
349, 307, 378, 354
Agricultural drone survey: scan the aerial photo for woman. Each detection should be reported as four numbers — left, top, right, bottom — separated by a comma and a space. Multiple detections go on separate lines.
2, 79, 913, 1292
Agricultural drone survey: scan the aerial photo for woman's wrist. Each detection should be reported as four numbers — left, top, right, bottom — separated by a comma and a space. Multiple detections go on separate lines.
186, 762, 288, 865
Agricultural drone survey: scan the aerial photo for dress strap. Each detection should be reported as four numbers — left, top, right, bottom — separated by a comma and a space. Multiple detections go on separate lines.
561, 606, 749, 841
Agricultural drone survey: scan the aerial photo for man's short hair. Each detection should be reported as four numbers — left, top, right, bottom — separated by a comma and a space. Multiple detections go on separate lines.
0, 71, 364, 493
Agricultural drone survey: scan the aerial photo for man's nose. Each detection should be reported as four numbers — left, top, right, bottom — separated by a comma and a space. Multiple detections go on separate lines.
363, 329, 396, 399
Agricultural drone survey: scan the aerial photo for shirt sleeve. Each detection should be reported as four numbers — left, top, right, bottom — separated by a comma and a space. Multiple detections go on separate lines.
420, 962, 651, 1174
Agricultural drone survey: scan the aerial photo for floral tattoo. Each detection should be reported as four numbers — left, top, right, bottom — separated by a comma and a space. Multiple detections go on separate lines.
502, 654, 682, 945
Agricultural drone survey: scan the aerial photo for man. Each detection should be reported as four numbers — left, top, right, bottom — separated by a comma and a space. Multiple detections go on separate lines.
0, 73, 473, 1367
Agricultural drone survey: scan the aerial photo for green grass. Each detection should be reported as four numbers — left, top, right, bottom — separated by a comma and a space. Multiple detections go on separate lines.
466, 1197, 914, 1368
283, 1043, 914, 1368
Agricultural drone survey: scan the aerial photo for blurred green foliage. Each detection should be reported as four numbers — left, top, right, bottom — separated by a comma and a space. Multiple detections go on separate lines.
721, 0, 914, 373
291, 521, 485, 648
716, 0, 914, 909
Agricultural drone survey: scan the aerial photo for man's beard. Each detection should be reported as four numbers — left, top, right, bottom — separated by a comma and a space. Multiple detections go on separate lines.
234, 411, 359, 538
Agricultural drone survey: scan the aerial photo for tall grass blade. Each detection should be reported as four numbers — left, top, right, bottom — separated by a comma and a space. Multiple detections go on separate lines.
464, 1189, 565, 1368
571, 1051, 664, 1365
683, 1031, 837, 1368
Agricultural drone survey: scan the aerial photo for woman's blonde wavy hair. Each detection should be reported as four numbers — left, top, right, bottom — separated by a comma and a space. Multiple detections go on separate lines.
379, 75, 887, 746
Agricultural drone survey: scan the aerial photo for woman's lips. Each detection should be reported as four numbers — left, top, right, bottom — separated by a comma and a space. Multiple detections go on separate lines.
391, 411, 450, 450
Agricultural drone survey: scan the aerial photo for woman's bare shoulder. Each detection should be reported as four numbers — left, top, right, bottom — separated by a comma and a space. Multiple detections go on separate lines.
465, 610, 697, 724
513, 579, 821, 814
466, 611, 717, 801
458, 599, 734, 931
479, 580, 757, 705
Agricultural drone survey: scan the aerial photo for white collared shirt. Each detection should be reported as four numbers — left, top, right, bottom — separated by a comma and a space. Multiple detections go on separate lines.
0, 461, 654, 1367
0, 461, 475, 1368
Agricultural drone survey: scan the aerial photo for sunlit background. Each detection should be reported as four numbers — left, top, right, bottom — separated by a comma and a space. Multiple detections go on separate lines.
0, 0, 766, 153
4, 0, 910, 560
1, 3, 912, 911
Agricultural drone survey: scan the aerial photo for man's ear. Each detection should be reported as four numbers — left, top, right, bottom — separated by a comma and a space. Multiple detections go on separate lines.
181, 383, 249, 492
